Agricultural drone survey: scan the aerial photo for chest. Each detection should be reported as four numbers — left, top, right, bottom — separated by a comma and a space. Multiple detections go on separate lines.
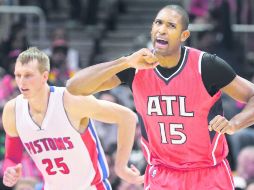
132, 68, 212, 117
30, 112, 45, 127
132, 67, 203, 100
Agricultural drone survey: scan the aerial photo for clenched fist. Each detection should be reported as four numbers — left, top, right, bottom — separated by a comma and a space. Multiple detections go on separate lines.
3, 163, 22, 187
209, 115, 235, 135
126, 48, 158, 70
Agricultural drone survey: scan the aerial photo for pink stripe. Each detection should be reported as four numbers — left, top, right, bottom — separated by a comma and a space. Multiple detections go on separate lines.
80, 129, 102, 186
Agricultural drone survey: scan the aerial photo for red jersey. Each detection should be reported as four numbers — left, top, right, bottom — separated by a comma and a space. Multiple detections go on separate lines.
132, 47, 228, 169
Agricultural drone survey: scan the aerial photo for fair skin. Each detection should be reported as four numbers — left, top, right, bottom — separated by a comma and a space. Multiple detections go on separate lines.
2, 59, 143, 187
67, 7, 254, 135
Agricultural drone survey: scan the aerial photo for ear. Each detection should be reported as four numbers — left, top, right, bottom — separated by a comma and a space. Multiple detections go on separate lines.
42, 71, 49, 82
181, 30, 190, 42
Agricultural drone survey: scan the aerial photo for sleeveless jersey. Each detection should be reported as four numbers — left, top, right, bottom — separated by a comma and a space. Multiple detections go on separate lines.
132, 47, 228, 169
15, 86, 111, 190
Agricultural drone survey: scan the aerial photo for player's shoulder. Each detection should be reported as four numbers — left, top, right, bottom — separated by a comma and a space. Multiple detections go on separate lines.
185, 46, 203, 54
64, 88, 97, 109
3, 98, 16, 115
63, 89, 97, 126
64, 88, 95, 100
2, 98, 18, 136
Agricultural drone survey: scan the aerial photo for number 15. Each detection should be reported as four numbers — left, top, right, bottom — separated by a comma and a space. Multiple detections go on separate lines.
159, 123, 187, 144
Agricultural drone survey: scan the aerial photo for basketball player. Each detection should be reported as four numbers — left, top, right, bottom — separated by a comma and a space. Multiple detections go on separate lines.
66, 5, 254, 190
2, 47, 143, 190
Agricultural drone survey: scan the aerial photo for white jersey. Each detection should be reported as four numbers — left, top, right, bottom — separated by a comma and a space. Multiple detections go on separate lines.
15, 86, 111, 190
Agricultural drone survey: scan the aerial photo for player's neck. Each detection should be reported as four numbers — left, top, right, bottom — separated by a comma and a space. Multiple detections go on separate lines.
28, 85, 50, 114
157, 48, 181, 68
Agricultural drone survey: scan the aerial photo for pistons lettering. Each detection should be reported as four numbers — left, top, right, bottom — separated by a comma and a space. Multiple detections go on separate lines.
24, 137, 74, 155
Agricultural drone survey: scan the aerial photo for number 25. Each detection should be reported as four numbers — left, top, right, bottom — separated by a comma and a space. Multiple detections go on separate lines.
42, 157, 70, 175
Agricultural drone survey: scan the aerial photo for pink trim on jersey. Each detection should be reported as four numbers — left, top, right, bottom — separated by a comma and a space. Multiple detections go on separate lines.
80, 123, 110, 190
81, 129, 103, 187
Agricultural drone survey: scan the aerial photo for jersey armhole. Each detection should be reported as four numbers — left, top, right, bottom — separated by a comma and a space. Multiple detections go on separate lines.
198, 52, 205, 75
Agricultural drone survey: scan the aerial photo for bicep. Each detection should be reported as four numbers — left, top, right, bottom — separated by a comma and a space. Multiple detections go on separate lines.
65, 90, 135, 124
2, 100, 18, 137
221, 75, 254, 103
2, 100, 22, 170
93, 75, 121, 93
73, 95, 134, 124
88, 98, 134, 123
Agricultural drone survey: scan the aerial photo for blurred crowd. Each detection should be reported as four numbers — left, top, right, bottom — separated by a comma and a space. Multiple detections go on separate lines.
0, 0, 254, 189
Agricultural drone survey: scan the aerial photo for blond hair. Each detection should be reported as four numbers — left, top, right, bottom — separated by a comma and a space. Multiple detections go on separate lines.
17, 47, 50, 73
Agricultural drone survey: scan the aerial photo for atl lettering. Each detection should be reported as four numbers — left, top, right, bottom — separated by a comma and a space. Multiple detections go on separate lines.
147, 96, 194, 144
147, 95, 194, 117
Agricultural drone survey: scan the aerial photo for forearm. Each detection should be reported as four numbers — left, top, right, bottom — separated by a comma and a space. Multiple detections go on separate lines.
230, 96, 254, 132
66, 57, 130, 95
2, 135, 23, 172
114, 113, 137, 170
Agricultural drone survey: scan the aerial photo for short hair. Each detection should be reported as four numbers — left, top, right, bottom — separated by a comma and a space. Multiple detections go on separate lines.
16, 47, 50, 73
162, 5, 189, 30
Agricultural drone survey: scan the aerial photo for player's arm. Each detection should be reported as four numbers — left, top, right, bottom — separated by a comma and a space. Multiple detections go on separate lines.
64, 91, 143, 184
2, 99, 23, 187
204, 54, 254, 134
218, 76, 254, 133
66, 48, 157, 96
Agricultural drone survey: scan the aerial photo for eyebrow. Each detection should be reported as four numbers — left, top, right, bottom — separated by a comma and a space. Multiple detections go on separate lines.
154, 19, 177, 25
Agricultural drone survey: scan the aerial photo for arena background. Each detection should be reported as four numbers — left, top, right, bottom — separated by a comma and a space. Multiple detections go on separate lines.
0, 0, 254, 189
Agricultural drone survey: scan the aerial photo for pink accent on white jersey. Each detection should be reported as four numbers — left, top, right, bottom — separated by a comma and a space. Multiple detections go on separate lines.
15, 86, 111, 190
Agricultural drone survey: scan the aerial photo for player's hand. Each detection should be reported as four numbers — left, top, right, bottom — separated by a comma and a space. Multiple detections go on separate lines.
3, 163, 22, 187
115, 164, 144, 184
126, 48, 158, 69
208, 115, 235, 135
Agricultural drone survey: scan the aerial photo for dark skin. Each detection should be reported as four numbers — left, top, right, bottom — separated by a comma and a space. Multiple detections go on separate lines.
150, 7, 190, 67
67, 7, 254, 135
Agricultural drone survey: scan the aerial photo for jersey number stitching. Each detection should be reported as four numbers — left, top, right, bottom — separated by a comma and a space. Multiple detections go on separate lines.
159, 122, 187, 144
42, 157, 70, 175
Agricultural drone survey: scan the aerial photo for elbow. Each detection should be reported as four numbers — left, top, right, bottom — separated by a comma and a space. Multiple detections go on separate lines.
66, 79, 74, 92
130, 111, 138, 125
66, 79, 80, 96
121, 110, 138, 127
66, 79, 94, 96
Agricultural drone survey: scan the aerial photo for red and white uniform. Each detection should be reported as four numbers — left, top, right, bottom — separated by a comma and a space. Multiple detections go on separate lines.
132, 47, 234, 189
15, 86, 111, 190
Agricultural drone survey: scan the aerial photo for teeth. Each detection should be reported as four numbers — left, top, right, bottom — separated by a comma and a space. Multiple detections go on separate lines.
156, 39, 168, 45
157, 38, 167, 41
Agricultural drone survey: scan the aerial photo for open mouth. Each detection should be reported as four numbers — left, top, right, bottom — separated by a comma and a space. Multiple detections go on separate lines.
155, 38, 168, 49
156, 39, 168, 45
